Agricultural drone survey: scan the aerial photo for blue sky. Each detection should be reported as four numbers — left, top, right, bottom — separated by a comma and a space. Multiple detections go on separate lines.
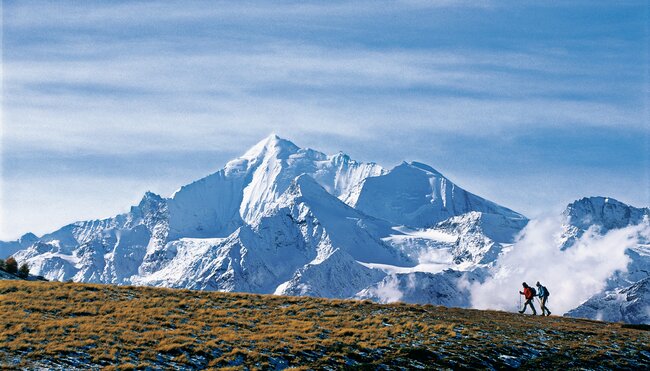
1, 0, 648, 240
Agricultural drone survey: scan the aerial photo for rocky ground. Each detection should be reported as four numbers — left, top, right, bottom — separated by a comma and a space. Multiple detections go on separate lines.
1, 280, 648, 370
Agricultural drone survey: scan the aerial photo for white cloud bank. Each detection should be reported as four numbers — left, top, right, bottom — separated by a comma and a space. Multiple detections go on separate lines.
471, 217, 650, 314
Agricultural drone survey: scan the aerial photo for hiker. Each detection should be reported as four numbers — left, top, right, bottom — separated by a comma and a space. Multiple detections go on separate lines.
536, 281, 551, 316
518, 282, 537, 315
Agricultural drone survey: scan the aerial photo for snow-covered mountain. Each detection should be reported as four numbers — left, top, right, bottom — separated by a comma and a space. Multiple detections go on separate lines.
350, 161, 523, 228
566, 277, 650, 324
559, 197, 650, 323
167, 134, 385, 240
564, 197, 649, 233
3, 135, 521, 292
3, 135, 648, 323
8, 135, 390, 285
5, 135, 524, 289
561, 196, 649, 249
560, 197, 650, 292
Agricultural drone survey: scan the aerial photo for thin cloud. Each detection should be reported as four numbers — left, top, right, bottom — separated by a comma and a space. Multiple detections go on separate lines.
4, 37, 642, 157
5, 1, 497, 29
5, 45, 636, 94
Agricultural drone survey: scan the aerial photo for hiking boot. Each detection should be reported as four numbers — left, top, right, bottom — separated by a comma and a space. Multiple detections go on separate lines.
518, 310, 524, 314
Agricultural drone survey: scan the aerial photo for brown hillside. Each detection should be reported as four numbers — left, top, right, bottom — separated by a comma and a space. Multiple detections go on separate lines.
0, 280, 648, 369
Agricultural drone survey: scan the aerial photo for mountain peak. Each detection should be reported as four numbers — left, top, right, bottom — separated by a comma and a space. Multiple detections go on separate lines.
564, 196, 649, 231
262, 133, 288, 147
18, 232, 38, 246
139, 191, 164, 205
353, 159, 525, 227
242, 134, 300, 160
393, 161, 443, 176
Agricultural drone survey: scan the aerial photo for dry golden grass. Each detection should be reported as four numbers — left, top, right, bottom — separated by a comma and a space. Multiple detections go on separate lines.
0, 280, 649, 369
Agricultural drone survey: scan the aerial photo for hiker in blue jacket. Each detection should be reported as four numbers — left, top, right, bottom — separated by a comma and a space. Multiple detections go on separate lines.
536, 281, 551, 316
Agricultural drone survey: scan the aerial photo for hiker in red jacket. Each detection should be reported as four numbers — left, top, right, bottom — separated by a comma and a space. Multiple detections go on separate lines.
518, 282, 537, 315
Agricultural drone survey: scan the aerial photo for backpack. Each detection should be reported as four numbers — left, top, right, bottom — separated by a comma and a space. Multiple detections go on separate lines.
542, 286, 550, 297
529, 287, 536, 297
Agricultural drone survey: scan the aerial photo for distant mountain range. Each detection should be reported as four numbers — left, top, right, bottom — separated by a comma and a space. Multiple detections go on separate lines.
2, 135, 648, 323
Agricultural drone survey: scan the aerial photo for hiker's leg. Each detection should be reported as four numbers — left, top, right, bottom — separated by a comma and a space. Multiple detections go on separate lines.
530, 299, 537, 314
542, 297, 551, 315
524, 299, 535, 313
544, 296, 551, 316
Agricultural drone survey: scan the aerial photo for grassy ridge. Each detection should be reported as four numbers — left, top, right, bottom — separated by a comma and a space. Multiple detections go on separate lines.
1, 281, 648, 369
